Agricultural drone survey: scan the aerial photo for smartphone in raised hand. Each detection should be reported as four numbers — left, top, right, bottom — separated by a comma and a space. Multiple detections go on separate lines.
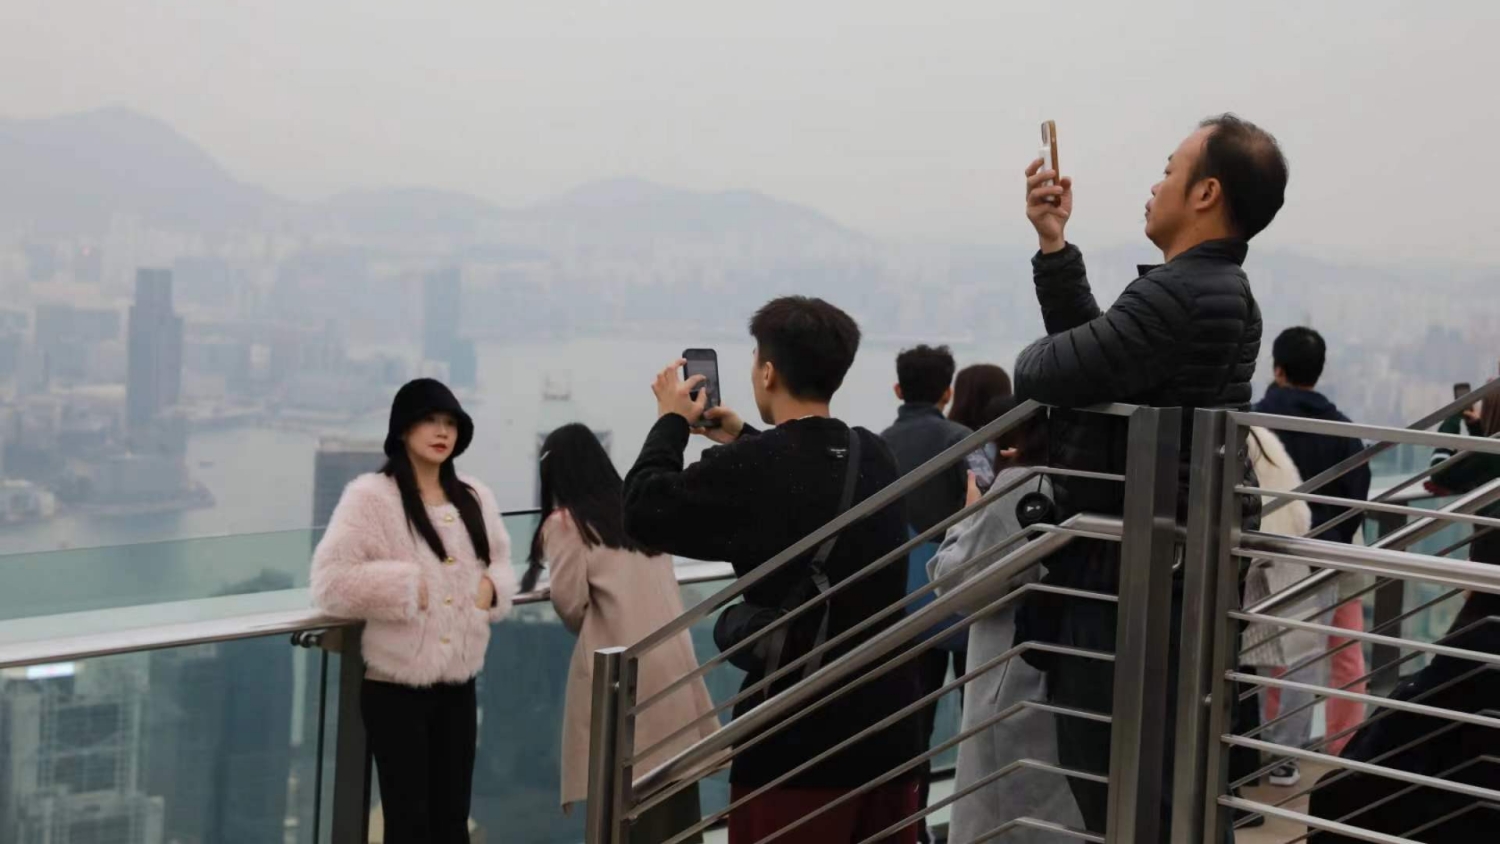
682, 348, 721, 428
1039, 120, 1060, 200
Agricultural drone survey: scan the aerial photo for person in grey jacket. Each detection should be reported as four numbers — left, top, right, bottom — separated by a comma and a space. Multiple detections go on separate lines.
926, 402, 1082, 842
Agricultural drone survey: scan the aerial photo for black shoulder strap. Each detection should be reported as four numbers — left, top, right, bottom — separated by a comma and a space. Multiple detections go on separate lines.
763, 426, 861, 682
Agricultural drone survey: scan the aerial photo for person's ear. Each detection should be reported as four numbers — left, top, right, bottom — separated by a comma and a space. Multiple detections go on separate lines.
939, 386, 953, 409
893, 383, 903, 401
761, 360, 777, 393
1193, 177, 1223, 213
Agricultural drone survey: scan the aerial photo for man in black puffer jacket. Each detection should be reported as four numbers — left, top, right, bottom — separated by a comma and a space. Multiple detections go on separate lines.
1013, 114, 1287, 837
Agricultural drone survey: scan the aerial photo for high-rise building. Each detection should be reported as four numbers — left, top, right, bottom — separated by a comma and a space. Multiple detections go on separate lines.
0, 659, 165, 844
295, 439, 386, 836
126, 270, 183, 432
311, 438, 385, 528
422, 268, 475, 387
422, 268, 461, 363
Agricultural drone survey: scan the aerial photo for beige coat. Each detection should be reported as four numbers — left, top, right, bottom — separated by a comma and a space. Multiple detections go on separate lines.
544, 510, 719, 807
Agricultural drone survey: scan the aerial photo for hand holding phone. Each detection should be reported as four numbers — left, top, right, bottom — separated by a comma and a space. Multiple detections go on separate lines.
1026, 120, 1071, 253
681, 349, 721, 428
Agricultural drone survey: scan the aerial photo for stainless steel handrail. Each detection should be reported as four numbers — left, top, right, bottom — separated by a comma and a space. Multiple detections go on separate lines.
1251, 377, 1500, 519
627, 516, 1103, 803
1185, 399, 1500, 841
1243, 477, 1500, 617
0, 560, 737, 670
624, 400, 1052, 658
625, 400, 1138, 660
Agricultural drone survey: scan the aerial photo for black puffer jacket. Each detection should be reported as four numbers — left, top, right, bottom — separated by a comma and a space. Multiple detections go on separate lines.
1012, 240, 1261, 653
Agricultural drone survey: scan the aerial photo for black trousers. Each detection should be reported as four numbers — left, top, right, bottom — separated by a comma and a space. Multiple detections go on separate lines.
1047, 604, 1250, 844
362, 678, 478, 844
913, 646, 966, 844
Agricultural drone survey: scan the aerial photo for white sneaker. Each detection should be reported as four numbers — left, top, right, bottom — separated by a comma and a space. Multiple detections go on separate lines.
1268, 761, 1301, 787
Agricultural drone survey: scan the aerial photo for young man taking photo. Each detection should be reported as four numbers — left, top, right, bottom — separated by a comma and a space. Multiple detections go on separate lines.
624, 296, 924, 844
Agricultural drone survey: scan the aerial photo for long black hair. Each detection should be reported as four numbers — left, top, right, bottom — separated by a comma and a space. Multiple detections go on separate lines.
523, 422, 651, 591
382, 437, 492, 567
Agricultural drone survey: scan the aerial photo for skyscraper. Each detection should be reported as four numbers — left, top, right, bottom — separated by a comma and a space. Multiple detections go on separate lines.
311, 438, 385, 528
126, 269, 183, 432
422, 268, 475, 388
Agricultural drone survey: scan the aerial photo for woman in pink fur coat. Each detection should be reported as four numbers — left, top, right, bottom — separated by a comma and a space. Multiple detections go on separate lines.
311, 379, 517, 844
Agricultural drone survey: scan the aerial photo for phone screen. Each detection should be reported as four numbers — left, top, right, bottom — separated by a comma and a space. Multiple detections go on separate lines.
1455, 382, 1473, 400
682, 350, 721, 425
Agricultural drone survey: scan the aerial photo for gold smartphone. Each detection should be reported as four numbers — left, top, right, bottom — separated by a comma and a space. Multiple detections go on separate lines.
1040, 120, 1060, 201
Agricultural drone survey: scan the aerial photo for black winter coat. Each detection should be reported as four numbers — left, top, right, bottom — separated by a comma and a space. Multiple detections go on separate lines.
1012, 240, 1262, 657
623, 414, 923, 789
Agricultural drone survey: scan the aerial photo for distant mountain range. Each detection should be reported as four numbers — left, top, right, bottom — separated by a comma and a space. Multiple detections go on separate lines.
0, 106, 856, 245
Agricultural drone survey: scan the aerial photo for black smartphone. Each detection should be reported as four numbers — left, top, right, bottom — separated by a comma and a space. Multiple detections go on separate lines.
1455, 382, 1473, 400
682, 348, 721, 427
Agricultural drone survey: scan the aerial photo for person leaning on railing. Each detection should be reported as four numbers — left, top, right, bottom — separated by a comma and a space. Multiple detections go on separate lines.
523, 422, 719, 844
1012, 114, 1287, 838
310, 379, 517, 844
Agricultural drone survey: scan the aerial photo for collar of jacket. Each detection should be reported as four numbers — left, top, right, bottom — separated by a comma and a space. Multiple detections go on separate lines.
896, 402, 947, 422
1136, 237, 1249, 275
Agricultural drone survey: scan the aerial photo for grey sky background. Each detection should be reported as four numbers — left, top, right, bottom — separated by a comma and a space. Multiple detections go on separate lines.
4, 0, 1498, 261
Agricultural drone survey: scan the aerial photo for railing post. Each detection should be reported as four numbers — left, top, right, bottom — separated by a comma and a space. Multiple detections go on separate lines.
1106, 406, 1181, 843
1199, 413, 1247, 842
609, 653, 641, 844
1169, 410, 1228, 842
586, 647, 626, 844
330, 625, 371, 844
1369, 511, 1409, 693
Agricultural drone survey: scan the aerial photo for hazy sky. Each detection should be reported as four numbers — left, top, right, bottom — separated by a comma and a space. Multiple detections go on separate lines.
5, 1, 1499, 261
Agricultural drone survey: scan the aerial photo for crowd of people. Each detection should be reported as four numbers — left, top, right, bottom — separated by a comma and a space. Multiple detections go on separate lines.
303, 111, 1495, 844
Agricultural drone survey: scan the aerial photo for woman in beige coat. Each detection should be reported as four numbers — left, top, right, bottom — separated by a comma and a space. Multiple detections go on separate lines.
524, 423, 718, 843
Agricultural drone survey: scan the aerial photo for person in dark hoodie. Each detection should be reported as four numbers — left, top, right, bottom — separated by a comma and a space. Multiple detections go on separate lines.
623, 296, 924, 844
1253, 326, 1372, 761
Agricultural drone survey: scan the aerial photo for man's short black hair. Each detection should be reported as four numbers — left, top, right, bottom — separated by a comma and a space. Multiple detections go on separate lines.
1272, 326, 1326, 387
1191, 114, 1288, 240
895, 344, 956, 405
749, 296, 861, 402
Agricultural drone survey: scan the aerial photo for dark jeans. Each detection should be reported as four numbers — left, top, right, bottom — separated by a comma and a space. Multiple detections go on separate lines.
362, 678, 478, 844
913, 646, 966, 844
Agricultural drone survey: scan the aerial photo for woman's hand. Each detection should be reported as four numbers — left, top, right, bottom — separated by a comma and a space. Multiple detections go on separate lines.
965, 471, 982, 507
476, 575, 496, 610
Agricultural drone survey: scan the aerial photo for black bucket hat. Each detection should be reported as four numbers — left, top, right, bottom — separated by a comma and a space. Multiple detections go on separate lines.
384, 378, 474, 460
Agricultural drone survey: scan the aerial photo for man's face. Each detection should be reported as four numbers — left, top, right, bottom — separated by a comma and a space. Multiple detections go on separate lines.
1144, 126, 1213, 249
751, 348, 774, 424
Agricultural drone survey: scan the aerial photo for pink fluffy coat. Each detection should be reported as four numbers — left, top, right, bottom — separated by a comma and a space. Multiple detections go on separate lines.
311, 472, 517, 687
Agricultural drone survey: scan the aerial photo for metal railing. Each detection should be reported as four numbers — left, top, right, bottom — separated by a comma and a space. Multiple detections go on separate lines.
588, 380, 1500, 844
585, 401, 1197, 844
0, 508, 735, 844
1175, 378, 1500, 843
